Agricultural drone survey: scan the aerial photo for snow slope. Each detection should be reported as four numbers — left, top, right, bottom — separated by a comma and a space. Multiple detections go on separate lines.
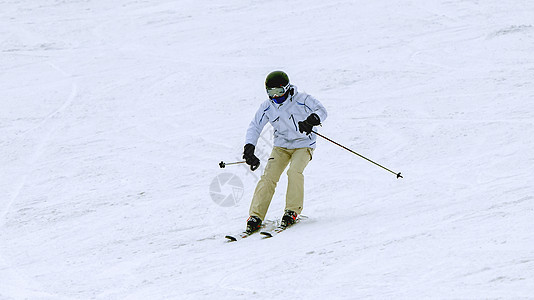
1, 0, 533, 299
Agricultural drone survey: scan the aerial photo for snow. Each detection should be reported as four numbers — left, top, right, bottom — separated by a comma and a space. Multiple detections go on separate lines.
1, 0, 533, 298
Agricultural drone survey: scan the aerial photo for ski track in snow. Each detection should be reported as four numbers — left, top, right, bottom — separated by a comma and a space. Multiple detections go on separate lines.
1, 62, 77, 222
1, 0, 534, 299
0, 61, 77, 298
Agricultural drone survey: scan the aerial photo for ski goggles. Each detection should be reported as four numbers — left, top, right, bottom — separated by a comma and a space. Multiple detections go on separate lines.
266, 83, 290, 98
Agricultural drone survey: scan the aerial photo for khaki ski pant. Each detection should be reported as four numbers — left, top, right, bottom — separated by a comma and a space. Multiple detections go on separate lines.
249, 147, 313, 221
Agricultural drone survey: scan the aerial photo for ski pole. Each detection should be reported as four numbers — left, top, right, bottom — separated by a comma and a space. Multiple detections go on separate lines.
219, 160, 246, 168
312, 130, 403, 179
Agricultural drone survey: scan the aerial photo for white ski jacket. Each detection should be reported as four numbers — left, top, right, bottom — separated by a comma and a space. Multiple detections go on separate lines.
245, 86, 327, 149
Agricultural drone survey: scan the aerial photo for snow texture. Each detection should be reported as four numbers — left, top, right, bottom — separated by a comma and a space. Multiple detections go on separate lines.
1, 0, 533, 299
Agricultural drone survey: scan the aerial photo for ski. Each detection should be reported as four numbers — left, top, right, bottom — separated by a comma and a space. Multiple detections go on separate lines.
225, 219, 277, 242
225, 230, 258, 242
260, 217, 304, 238
259, 226, 287, 238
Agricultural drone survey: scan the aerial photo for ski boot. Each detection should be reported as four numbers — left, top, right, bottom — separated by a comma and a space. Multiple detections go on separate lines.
281, 210, 298, 227
246, 216, 262, 233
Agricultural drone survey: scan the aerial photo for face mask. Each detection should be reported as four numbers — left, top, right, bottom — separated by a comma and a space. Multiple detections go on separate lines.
271, 93, 288, 104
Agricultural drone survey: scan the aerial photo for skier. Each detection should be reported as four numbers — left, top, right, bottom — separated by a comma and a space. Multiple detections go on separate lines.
242, 70, 327, 233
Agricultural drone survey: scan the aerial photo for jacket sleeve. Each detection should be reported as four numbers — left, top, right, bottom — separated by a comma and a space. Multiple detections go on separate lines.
305, 95, 328, 123
245, 102, 270, 146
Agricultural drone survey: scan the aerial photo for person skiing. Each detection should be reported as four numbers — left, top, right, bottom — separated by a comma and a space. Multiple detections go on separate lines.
242, 70, 327, 233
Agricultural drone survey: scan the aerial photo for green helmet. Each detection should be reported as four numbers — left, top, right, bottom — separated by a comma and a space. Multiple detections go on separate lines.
265, 71, 289, 88
265, 71, 291, 102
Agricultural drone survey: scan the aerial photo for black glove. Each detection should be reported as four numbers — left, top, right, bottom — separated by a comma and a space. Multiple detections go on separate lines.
298, 113, 321, 135
243, 143, 260, 171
